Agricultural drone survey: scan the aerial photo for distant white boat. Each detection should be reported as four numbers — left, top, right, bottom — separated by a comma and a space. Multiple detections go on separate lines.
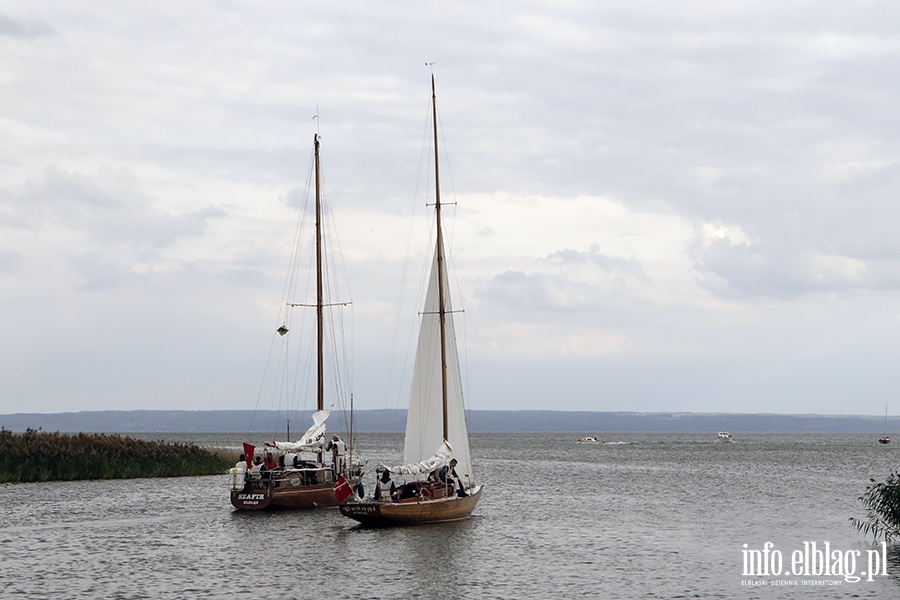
716, 431, 733, 442
577, 436, 604, 444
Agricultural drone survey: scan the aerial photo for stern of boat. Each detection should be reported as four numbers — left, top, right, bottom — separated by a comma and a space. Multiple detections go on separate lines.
340, 484, 482, 527
230, 486, 274, 510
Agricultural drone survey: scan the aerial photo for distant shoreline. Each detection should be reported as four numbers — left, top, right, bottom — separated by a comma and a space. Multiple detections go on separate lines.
1, 409, 896, 434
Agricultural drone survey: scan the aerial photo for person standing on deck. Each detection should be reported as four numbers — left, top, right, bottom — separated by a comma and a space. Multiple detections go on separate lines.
439, 458, 468, 497
249, 455, 264, 478
263, 452, 278, 471
373, 468, 396, 501
326, 434, 346, 479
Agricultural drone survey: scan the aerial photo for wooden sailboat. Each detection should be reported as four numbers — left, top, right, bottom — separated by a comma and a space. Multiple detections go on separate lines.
340, 75, 483, 526
229, 132, 364, 510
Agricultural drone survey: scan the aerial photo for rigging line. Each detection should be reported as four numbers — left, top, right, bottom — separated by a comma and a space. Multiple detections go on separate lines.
379, 96, 434, 418
429, 82, 463, 298
313, 156, 355, 431
247, 328, 284, 437
427, 90, 469, 392
459, 307, 475, 482
323, 298, 352, 422
400, 96, 442, 396
436, 103, 460, 252
347, 301, 355, 415
286, 147, 317, 319
292, 310, 315, 415
248, 138, 316, 437
290, 322, 315, 417
285, 267, 315, 419
279, 325, 295, 431
318, 158, 354, 304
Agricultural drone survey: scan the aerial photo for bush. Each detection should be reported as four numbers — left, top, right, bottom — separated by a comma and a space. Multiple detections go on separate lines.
0, 428, 233, 483
850, 471, 900, 541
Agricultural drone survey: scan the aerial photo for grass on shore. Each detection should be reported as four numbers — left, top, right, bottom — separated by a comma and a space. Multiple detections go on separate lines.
0, 428, 234, 484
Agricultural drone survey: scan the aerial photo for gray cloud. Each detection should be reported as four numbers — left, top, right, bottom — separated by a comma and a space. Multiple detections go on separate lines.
5, 167, 225, 248
0, 14, 58, 38
548, 246, 649, 281
0, 248, 21, 273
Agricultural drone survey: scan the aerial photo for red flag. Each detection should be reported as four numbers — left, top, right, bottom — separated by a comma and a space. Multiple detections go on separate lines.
242, 443, 255, 468
334, 475, 353, 503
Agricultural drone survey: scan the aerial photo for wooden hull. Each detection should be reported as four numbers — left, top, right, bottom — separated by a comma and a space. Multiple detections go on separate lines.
231, 475, 362, 511
340, 485, 482, 527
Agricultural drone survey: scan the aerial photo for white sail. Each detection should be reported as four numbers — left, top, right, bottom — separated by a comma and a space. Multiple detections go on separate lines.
383, 440, 452, 476
265, 407, 331, 452
403, 246, 474, 487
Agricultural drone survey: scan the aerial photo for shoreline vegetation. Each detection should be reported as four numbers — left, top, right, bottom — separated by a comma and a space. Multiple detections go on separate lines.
0, 428, 234, 484
850, 471, 900, 541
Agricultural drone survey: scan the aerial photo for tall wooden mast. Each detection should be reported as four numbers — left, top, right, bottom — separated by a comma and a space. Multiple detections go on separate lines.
314, 133, 324, 412
431, 74, 450, 444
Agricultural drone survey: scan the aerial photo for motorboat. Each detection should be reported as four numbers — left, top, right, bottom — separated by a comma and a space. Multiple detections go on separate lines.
577, 436, 604, 444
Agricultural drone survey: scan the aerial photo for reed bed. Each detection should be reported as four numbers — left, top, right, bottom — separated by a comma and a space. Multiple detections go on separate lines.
0, 428, 233, 483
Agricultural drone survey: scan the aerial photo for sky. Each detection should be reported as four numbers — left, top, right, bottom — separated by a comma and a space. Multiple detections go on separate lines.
2, 1, 900, 416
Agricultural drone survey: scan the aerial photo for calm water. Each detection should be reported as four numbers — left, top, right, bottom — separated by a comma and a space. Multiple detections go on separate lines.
1, 432, 899, 599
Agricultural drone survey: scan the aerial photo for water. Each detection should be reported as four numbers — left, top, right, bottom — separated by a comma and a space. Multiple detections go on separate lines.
1, 432, 898, 598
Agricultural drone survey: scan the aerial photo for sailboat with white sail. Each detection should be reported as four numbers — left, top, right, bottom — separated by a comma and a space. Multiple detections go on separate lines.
340, 74, 482, 526
229, 132, 364, 510
879, 403, 891, 444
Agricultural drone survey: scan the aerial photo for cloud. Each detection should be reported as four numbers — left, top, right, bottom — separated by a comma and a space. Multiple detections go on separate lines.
0, 248, 20, 273
483, 244, 649, 312
0, 166, 227, 293
6, 166, 223, 244
549, 245, 649, 280
0, 14, 58, 38
3, 2, 900, 414
484, 270, 591, 312
688, 156, 900, 298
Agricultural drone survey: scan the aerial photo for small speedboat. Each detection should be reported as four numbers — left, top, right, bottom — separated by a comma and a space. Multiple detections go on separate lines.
577, 436, 604, 444
716, 431, 733, 442
879, 436, 891, 444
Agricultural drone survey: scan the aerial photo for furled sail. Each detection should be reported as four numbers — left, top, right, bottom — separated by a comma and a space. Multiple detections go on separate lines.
383, 440, 452, 476
403, 245, 473, 487
265, 407, 331, 452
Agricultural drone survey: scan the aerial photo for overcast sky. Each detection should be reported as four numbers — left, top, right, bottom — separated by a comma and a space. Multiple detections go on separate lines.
3, 2, 900, 416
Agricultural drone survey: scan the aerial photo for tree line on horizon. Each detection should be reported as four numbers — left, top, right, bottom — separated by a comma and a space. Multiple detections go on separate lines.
1, 409, 896, 434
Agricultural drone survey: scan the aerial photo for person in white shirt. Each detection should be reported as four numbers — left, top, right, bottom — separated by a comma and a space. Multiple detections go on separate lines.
326, 434, 346, 479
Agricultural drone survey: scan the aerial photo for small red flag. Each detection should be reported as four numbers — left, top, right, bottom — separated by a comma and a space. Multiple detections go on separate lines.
334, 475, 353, 503
243, 443, 255, 468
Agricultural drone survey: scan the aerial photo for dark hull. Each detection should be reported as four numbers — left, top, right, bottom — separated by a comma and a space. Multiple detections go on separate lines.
340, 485, 482, 526
231, 475, 362, 511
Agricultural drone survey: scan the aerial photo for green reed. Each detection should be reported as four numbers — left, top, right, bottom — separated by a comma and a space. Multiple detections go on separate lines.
0, 428, 233, 483
850, 471, 900, 541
